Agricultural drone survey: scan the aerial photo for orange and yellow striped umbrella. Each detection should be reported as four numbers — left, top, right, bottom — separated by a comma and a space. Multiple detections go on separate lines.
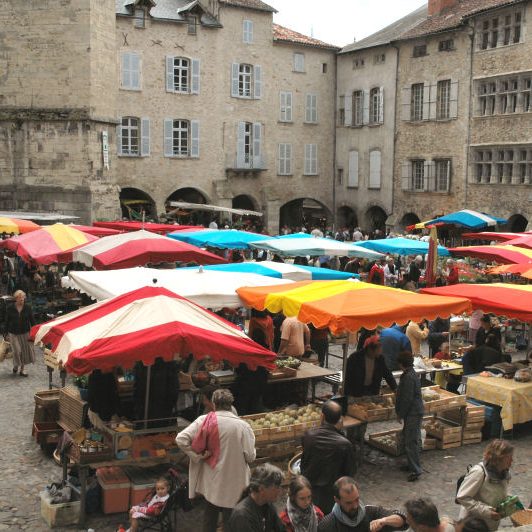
0, 217, 40, 235
450, 245, 532, 265
236, 280, 471, 334
3, 223, 98, 264
487, 263, 532, 279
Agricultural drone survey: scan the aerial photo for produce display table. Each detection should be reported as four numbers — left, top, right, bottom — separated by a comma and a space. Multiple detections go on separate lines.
466, 376, 532, 431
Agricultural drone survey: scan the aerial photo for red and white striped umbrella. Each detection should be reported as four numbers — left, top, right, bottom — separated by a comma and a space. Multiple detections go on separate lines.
31, 286, 276, 375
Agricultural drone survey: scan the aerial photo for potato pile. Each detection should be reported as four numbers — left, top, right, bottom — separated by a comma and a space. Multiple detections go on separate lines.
247, 405, 321, 430
422, 389, 441, 402
275, 357, 302, 369
423, 418, 443, 431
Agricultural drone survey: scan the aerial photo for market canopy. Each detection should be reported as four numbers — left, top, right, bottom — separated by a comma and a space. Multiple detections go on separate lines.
236, 280, 472, 334
410, 210, 507, 230
168, 229, 272, 249
249, 237, 384, 259
503, 234, 532, 249
31, 286, 277, 375
68, 224, 121, 237
0, 217, 40, 235
62, 266, 293, 308
421, 283, 532, 322
183, 261, 358, 281
462, 231, 532, 242
357, 237, 450, 256
486, 263, 532, 279
93, 221, 203, 235
57, 230, 226, 270
450, 244, 532, 265
1, 223, 98, 264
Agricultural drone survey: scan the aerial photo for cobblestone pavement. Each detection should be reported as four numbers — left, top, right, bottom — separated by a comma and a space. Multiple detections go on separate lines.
0, 345, 530, 531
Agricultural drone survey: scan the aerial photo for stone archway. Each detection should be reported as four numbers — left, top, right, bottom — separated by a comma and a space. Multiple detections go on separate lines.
232, 194, 258, 212
365, 206, 387, 233
400, 212, 420, 230
280, 198, 332, 232
165, 187, 210, 225
337, 206, 357, 229
119, 187, 156, 220
506, 214, 529, 232
232, 195, 262, 231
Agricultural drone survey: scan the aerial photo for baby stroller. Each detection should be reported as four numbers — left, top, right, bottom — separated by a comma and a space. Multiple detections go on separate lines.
137, 467, 191, 532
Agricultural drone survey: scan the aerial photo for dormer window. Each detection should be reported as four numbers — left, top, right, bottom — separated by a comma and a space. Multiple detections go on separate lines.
134, 8, 145, 28
188, 15, 197, 35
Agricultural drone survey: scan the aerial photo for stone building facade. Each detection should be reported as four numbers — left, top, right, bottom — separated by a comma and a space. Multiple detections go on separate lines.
0, 0, 337, 233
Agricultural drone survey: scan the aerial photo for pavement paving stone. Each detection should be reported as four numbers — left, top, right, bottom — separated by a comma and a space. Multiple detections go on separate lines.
0, 343, 529, 531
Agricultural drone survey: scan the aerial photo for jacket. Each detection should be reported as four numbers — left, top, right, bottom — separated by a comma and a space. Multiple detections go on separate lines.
318, 505, 407, 532
4, 303, 35, 335
395, 367, 424, 419
280, 505, 325, 532
344, 349, 397, 397
462, 346, 503, 375
427, 318, 450, 354
175, 410, 256, 508
301, 424, 356, 489
405, 322, 429, 356
380, 326, 412, 371
226, 496, 285, 532
456, 463, 509, 531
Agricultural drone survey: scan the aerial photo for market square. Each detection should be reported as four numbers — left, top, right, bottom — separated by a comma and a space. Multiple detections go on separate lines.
0, 0, 531, 531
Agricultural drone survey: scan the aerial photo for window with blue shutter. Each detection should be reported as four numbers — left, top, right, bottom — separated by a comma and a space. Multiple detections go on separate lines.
305, 94, 317, 123
121, 52, 140, 90
280, 91, 293, 122
190, 120, 200, 158
141, 118, 150, 156
243, 20, 253, 43
348, 151, 359, 187
252, 122, 262, 168
191, 59, 200, 94
253, 65, 262, 99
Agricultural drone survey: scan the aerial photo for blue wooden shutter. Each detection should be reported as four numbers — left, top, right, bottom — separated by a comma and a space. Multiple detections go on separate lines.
164, 118, 174, 157
130, 53, 140, 89
190, 120, 200, 158
237, 122, 246, 167
121, 53, 130, 88
191, 59, 200, 94
166, 56, 174, 92
254, 65, 262, 99
141, 118, 150, 156
231, 63, 240, 97
253, 122, 262, 168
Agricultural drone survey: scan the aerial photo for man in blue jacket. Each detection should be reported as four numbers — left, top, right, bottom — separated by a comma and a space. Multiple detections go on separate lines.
395, 351, 424, 482
380, 325, 412, 371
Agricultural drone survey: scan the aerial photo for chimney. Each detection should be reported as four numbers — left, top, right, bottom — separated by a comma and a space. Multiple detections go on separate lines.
428, 0, 459, 17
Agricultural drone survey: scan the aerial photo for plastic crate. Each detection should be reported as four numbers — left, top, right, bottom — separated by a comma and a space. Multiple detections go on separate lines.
40, 491, 80, 528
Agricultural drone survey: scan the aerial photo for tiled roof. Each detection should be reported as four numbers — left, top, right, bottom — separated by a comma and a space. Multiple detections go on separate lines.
401, 0, 525, 40
219, 0, 276, 13
273, 23, 340, 51
340, 5, 427, 53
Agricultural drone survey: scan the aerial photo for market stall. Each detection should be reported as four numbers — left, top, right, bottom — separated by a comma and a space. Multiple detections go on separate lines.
0, 216, 40, 234
357, 237, 450, 256
93, 221, 203, 234
31, 285, 277, 524
167, 228, 272, 249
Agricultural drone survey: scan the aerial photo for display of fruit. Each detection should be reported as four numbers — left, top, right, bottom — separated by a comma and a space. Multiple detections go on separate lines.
275, 357, 302, 369
422, 389, 441, 402
245, 404, 321, 431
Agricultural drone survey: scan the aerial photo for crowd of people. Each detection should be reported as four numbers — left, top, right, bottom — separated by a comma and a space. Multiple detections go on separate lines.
168, 388, 520, 532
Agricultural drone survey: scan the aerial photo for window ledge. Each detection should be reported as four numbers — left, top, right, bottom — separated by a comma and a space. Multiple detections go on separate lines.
120, 87, 142, 92
118, 154, 141, 158
367, 123, 383, 128
292, 70, 306, 74
278, 120, 294, 125
346, 185, 359, 189
435, 117, 456, 122
368, 186, 382, 190
277, 173, 293, 177
303, 121, 319, 125
303, 173, 319, 177
476, 41, 523, 54
165, 155, 198, 159
232, 95, 254, 100
168, 90, 192, 95
474, 112, 530, 119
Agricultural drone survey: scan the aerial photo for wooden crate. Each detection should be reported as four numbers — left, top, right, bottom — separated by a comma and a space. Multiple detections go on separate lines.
422, 386, 466, 414
268, 367, 297, 380
347, 394, 395, 422
436, 440, 462, 449
367, 430, 401, 456
68, 444, 113, 464
445, 405, 485, 426
423, 437, 437, 451
44, 348, 60, 370
423, 416, 462, 443
58, 386, 88, 432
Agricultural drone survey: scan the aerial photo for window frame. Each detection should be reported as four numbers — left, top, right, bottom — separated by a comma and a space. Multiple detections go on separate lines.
278, 143, 292, 175
477, 9, 523, 51
352, 90, 364, 126
171, 119, 190, 157
411, 83, 424, 121
293, 53, 305, 73
434, 159, 451, 192
411, 159, 426, 191
369, 87, 381, 124
279, 91, 293, 122
305, 93, 318, 124
436, 79, 451, 120
304, 144, 318, 175
472, 146, 532, 185
188, 15, 197, 35
243, 19, 254, 44
120, 117, 140, 156
121, 51, 141, 91
134, 8, 145, 28
413, 44, 427, 58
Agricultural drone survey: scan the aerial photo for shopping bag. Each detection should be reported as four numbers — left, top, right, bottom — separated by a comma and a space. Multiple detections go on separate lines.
0, 339, 11, 362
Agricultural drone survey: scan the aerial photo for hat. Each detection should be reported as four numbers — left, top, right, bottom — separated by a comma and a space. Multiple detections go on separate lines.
363, 335, 380, 349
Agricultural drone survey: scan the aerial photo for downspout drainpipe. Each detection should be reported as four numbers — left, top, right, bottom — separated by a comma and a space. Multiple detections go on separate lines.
332, 52, 338, 233
390, 43, 400, 231
465, 21, 475, 208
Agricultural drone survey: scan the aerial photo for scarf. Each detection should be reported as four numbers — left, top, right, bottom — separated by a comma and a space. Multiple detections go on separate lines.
483, 461, 511, 482
286, 497, 318, 532
191, 412, 220, 469
332, 501, 366, 528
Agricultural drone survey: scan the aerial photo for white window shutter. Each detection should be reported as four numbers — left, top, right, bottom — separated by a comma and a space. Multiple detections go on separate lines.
231, 63, 240, 97
122, 53, 131, 88
286, 144, 292, 174
348, 150, 359, 187
450, 79, 459, 118
304, 145, 310, 174
423, 82, 430, 120
446, 160, 452, 192
190, 120, 200, 158
429, 83, 438, 120
362, 89, 370, 124
424, 161, 432, 190
166, 56, 174, 92
116, 123, 123, 155
191, 59, 200, 94
401, 162, 411, 190
401, 87, 411, 121
305, 94, 311, 122
286, 92, 292, 121
313, 95, 318, 122
237, 122, 246, 167
279, 92, 285, 121
254, 65, 262, 99
344, 94, 352, 126
130, 53, 140, 89
164, 118, 174, 157
278, 144, 284, 174
378, 87, 384, 123
369, 150, 382, 188
141, 118, 150, 156
313, 144, 318, 174
252, 122, 262, 168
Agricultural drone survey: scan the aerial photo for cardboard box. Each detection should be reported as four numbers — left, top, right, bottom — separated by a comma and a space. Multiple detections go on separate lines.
97, 467, 131, 514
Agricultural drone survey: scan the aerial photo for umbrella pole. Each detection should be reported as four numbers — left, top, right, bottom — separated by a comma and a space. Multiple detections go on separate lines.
143, 365, 151, 429
342, 341, 348, 385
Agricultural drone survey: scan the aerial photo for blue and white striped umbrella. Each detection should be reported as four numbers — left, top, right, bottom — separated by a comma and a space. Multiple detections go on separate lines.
421, 210, 507, 230
182, 261, 358, 281
167, 229, 272, 249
